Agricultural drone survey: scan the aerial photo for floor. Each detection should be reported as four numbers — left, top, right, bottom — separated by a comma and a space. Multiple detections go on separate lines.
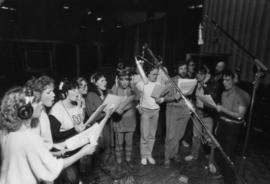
81, 127, 270, 184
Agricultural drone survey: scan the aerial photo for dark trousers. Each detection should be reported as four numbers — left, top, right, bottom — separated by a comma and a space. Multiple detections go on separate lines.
215, 121, 242, 184
55, 162, 80, 184
90, 123, 112, 180
183, 117, 193, 144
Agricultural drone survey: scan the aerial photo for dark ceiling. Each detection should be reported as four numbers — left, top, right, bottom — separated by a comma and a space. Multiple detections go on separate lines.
0, 0, 203, 39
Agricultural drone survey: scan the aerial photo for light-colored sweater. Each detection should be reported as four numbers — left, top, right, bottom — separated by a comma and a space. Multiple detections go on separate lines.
0, 129, 63, 184
39, 110, 53, 149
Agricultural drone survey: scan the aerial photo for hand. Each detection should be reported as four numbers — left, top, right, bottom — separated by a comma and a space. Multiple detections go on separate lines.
137, 59, 144, 64
155, 97, 164, 104
174, 92, 181, 100
136, 105, 143, 114
74, 123, 86, 133
81, 144, 97, 156
116, 108, 124, 114
216, 105, 223, 112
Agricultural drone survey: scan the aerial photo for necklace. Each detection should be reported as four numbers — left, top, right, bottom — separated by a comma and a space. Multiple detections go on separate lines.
61, 101, 81, 125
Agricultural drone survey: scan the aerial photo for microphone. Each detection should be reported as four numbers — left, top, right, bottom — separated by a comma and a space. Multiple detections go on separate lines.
135, 57, 148, 84
198, 23, 204, 45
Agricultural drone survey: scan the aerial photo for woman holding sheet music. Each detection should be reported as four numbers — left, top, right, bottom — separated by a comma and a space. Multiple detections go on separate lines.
110, 69, 136, 169
0, 86, 96, 184
25, 76, 56, 150
49, 78, 86, 184
85, 73, 111, 181
76, 77, 88, 119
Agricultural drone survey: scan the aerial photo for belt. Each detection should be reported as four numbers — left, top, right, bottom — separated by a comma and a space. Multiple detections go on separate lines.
219, 116, 244, 125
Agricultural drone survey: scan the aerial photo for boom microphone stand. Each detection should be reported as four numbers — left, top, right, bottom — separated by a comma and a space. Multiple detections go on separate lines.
137, 46, 247, 184
204, 15, 270, 179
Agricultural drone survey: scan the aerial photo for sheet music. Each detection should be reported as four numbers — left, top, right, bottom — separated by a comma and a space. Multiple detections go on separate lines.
84, 104, 106, 127
65, 108, 114, 151
177, 79, 197, 95
102, 94, 126, 112
197, 94, 217, 109
151, 84, 166, 99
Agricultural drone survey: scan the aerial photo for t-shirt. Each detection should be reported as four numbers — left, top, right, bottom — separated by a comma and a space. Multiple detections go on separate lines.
0, 129, 63, 184
136, 81, 160, 110
221, 87, 250, 119
50, 101, 84, 132
195, 83, 205, 108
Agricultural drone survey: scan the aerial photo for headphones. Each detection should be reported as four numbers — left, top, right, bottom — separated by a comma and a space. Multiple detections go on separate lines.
17, 88, 34, 120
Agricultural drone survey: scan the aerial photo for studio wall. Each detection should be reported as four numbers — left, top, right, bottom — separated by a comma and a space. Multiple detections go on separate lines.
202, 0, 270, 83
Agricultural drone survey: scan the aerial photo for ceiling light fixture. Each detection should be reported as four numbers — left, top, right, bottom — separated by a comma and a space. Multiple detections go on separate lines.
63, 4, 70, 10
96, 17, 102, 21
1, 6, 16, 11
87, 10, 92, 15
1, 6, 8, 10
116, 24, 122, 28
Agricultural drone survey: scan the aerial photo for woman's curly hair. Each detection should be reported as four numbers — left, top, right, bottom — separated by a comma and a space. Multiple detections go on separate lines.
0, 87, 28, 132
26, 75, 54, 93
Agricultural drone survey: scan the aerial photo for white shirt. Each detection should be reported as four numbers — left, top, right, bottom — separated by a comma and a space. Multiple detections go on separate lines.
136, 81, 160, 109
0, 129, 63, 184
50, 101, 83, 132
39, 110, 53, 149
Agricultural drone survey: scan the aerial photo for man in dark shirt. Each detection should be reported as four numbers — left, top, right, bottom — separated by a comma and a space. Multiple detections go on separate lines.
214, 70, 250, 184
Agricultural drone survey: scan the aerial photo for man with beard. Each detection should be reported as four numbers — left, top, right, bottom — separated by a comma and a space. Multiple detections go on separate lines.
163, 63, 191, 168
208, 61, 226, 103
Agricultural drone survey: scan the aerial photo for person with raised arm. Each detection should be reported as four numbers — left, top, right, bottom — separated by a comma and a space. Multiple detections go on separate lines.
136, 62, 164, 166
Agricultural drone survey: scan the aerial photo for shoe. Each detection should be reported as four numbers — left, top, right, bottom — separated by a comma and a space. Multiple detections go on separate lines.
184, 155, 196, 162
182, 140, 190, 148
164, 160, 170, 169
212, 173, 223, 179
209, 163, 217, 174
172, 155, 181, 163
147, 157, 156, 165
141, 158, 147, 165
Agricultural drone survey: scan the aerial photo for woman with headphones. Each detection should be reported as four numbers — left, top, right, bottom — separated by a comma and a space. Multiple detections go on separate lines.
0, 86, 96, 184
26, 76, 56, 150
49, 78, 86, 184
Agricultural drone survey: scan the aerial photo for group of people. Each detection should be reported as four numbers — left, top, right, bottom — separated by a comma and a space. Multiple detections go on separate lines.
0, 58, 250, 184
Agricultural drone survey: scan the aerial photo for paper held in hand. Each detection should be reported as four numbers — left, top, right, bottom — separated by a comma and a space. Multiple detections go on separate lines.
177, 79, 197, 95
102, 94, 127, 112
197, 94, 217, 109
65, 107, 114, 151
84, 104, 106, 127
151, 84, 166, 99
